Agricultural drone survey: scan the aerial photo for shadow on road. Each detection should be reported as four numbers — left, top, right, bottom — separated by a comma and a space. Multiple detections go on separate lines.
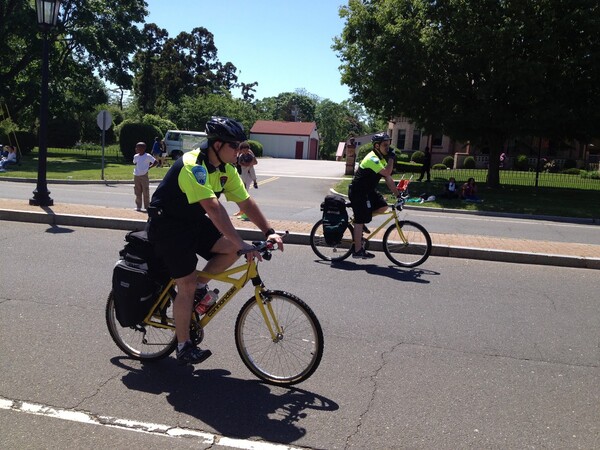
45, 224, 74, 234
315, 259, 439, 283
112, 356, 338, 444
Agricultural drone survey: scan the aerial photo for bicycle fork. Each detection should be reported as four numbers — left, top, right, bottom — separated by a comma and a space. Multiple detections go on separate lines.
394, 221, 409, 245
255, 287, 284, 343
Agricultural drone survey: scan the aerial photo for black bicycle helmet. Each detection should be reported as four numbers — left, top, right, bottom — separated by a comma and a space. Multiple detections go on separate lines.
205, 116, 247, 142
371, 132, 391, 143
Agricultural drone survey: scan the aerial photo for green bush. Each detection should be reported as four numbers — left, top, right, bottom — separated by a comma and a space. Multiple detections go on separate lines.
48, 117, 80, 148
432, 163, 447, 170
463, 156, 476, 169
442, 156, 454, 168
248, 139, 263, 157
581, 170, 600, 179
142, 114, 177, 136
119, 122, 163, 161
398, 152, 410, 162
561, 167, 581, 175
395, 161, 422, 173
356, 143, 372, 161
514, 154, 530, 171
563, 158, 577, 170
411, 150, 425, 164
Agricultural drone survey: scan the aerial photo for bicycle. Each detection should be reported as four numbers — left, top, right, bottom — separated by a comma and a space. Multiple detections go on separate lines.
309, 179, 432, 267
106, 236, 324, 386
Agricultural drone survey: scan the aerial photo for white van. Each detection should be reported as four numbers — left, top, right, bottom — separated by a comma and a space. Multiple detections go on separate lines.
164, 130, 208, 159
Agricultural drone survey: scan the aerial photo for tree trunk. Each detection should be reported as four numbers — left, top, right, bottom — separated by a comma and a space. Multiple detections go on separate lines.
485, 137, 505, 188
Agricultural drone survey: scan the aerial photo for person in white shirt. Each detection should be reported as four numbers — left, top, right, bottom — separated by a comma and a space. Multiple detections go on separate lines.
0, 146, 17, 172
132, 142, 158, 211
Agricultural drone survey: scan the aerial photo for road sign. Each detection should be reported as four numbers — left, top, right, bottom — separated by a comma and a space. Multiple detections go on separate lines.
96, 110, 112, 131
96, 110, 112, 180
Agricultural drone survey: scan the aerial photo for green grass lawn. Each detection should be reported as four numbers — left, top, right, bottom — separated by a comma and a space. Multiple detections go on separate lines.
334, 178, 600, 219
2, 148, 167, 181
2, 149, 599, 219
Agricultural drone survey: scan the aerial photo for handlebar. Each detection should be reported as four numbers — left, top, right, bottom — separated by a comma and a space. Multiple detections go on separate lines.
237, 231, 288, 260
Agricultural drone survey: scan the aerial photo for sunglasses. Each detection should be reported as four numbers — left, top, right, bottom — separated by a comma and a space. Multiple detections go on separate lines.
226, 141, 242, 150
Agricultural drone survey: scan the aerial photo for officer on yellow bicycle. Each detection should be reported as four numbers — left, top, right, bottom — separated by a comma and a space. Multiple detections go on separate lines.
147, 116, 283, 365
348, 132, 401, 259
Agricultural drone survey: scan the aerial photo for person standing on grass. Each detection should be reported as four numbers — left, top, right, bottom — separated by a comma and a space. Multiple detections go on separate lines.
418, 146, 431, 182
151, 137, 163, 167
133, 142, 158, 211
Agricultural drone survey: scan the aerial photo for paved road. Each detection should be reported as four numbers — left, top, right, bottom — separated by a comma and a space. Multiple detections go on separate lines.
1, 222, 599, 449
1, 157, 599, 246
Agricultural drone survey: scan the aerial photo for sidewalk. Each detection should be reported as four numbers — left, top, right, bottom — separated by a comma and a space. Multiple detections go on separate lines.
1, 198, 599, 269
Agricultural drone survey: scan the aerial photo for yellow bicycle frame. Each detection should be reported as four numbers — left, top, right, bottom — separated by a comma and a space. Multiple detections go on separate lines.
142, 257, 283, 341
352, 205, 409, 245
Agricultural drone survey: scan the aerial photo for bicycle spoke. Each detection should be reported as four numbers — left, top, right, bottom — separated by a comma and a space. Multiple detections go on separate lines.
106, 290, 177, 360
235, 291, 323, 385
383, 221, 432, 267
309, 219, 353, 261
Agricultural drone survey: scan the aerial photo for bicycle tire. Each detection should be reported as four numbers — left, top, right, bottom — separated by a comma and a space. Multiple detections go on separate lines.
105, 289, 177, 361
382, 220, 432, 268
235, 290, 324, 386
309, 219, 354, 262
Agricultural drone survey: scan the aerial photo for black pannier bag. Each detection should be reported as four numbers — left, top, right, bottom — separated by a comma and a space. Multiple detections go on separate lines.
112, 230, 168, 327
320, 194, 349, 245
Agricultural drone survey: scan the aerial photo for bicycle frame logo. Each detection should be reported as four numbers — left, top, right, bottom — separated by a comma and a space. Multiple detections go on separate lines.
206, 285, 237, 318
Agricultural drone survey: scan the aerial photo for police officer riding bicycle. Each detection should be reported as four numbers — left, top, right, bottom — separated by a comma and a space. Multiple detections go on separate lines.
147, 116, 283, 365
348, 132, 402, 259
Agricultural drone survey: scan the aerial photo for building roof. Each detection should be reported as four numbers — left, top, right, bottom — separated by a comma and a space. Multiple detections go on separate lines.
250, 120, 317, 136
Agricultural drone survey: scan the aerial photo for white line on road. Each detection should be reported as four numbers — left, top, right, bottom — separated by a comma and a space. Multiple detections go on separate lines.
0, 396, 305, 450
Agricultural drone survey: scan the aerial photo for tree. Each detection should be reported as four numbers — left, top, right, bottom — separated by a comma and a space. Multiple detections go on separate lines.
167, 93, 258, 133
133, 26, 253, 115
316, 99, 365, 159
0, 0, 146, 131
334, 0, 600, 187
132, 23, 169, 114
255, 92, 317, 122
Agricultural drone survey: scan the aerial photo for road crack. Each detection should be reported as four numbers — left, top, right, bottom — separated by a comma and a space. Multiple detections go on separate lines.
345, 341, 404, 450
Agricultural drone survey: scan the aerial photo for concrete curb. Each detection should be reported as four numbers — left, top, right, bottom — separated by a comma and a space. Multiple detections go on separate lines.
2, 208, 598, 270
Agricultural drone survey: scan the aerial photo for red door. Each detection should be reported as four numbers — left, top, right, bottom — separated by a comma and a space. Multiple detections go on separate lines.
295, 141, 304, 159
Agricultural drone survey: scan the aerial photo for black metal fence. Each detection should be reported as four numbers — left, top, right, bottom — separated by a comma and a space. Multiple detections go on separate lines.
409, 168, 600, 190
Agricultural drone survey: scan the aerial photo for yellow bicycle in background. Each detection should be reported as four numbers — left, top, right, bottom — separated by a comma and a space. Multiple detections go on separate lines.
310, 178, 432, 267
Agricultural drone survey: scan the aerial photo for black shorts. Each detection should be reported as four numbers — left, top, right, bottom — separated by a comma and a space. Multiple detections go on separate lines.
348, 187, 387, 224
148, 214, 222, 279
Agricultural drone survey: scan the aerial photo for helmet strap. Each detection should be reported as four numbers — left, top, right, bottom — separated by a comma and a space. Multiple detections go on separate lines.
209, 141, 227, 169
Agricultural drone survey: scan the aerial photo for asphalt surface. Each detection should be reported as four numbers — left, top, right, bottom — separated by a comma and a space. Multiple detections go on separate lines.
1, 196, 598, 270
1, 157, 599, 269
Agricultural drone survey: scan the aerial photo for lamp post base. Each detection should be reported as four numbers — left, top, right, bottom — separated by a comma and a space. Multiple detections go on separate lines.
29, 190, 54, 207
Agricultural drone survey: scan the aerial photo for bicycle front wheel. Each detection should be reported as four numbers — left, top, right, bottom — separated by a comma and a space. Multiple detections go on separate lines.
235, 291, 324, 386
105, 289, 177, 361
383, 220, 432, 268
309, 219, 354, 261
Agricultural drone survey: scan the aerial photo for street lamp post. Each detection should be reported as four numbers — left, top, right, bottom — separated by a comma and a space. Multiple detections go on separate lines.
30, 0, 61, 207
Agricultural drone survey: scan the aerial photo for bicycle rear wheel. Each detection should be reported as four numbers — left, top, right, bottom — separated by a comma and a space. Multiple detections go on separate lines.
309, 219, 354, 261
382, 220, 432, 268
235, 290, 324, 386
105, 288, 177, 361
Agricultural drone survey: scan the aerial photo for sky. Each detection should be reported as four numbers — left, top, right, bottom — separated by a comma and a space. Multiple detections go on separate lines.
144, 0, 351, 103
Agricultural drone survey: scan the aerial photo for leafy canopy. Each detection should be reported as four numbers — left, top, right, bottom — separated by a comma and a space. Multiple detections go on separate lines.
334, 0, 600, 186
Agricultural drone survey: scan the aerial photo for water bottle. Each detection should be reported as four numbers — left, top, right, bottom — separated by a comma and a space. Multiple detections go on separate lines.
194, 286, 220, 315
